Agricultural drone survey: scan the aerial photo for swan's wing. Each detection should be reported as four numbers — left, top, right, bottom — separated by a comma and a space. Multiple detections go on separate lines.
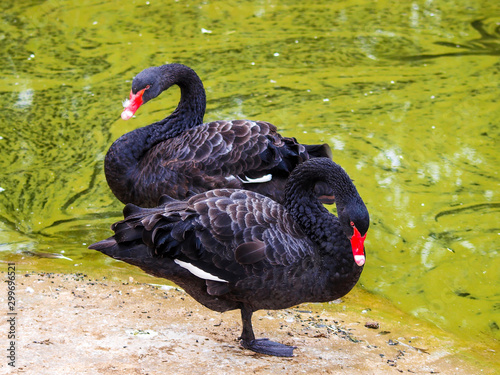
92, 189, 315, 284
135, 120, 333, 205
152, 120, 312, 179
185, 189, 315, 267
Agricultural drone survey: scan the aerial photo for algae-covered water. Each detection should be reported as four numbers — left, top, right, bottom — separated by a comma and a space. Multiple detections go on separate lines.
1, 0, 499, 366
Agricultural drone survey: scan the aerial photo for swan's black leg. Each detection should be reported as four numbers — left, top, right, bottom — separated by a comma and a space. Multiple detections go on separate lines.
239, 305, 296, 357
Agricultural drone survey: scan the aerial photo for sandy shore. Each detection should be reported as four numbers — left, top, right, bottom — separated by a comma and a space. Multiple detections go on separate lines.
1, 272, 496, 374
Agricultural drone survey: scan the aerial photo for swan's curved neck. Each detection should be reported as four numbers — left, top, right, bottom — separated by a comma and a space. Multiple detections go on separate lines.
140, 64, 206, 150
283, 161, 358, 242
284, 185, 332, 241
156, 64, 206, 138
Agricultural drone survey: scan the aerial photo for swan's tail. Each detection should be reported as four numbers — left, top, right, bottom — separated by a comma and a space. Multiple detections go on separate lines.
89, 203, 170, 261
89, 203, 190, 281
276, 139, 333, 176
89, 218, 153, 265
304, 143, 333, 159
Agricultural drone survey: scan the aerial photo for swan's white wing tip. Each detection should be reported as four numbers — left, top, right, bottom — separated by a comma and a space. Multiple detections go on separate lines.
174, 259, 229, 283
238, 174, 272, 184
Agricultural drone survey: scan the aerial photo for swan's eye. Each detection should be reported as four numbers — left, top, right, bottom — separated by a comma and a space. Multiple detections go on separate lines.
145, 85, 151, 90
350, 221, 355, 227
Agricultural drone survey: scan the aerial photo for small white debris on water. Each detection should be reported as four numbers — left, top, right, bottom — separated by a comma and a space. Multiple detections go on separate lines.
55, 254, 73, 261
273, 52, 280, 56
26, 287, 35, 293
329, 137, 345, 151
201, 28, 212, 34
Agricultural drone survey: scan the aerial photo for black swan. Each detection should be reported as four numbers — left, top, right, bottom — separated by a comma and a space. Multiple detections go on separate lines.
90, 158, 370, 357
105, 63, 333, 207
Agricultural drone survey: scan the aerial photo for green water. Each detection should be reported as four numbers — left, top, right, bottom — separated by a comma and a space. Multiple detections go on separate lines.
1, 0, 499, 362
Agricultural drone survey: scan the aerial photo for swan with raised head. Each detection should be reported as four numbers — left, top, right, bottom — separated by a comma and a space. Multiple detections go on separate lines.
105, 63, 333, 207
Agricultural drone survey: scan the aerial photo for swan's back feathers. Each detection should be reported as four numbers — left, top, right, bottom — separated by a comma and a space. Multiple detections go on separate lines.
124, 120, 331, 206
146, 120, 301, 174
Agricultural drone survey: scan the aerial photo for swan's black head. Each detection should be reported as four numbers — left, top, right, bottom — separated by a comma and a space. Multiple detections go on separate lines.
121, 64, 193, 120
121, 66, 165, 120
131, 66, 165, 103
285, 158, 370, 267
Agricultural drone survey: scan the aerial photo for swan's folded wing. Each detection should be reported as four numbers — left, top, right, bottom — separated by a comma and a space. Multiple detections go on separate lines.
92, 189, 316, 285
186, 189, 316, 268
158, 120, 308, 179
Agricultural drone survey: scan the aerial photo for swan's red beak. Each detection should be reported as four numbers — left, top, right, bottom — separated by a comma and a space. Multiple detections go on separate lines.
350, 226, 366, 266
121, 88, 147, 120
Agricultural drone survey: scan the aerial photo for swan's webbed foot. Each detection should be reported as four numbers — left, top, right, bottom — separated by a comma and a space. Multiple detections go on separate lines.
239, 305, 296, 357
240, 338, 296, 357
